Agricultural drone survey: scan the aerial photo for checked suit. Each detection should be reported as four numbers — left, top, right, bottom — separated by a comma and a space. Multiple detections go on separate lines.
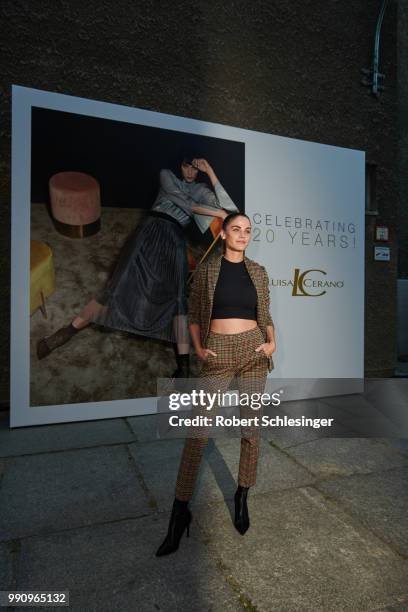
174, 250, 276, 501
188, 251, 275, 372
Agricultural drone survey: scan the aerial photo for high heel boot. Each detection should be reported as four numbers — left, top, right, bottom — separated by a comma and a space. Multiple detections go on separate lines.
36, 323, 82, 360
234, 485, 250, 535
155, 498, 192, 557
171, 353, 190, 378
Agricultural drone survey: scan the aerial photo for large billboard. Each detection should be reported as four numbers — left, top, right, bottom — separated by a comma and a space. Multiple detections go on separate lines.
11, 85, 365, 427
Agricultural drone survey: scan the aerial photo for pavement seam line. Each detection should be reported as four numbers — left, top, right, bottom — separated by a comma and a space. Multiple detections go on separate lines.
123, 416, 139, 440
268, 435, 327, 450
373, 437, 408, 458
0, 457, 7, 495
188, 506, 260, 610
8, 538, 21, 594
273, 434, 400, 454
267, 438, 318, 477
0, 439, 137, 460
125, 443, 158, 511
306, 460, 408, 483
213, 547, 260, 611
268, 430, 356, 450
0, 512, 158, 545
268, 437, 408, 480
306, 484, 408, 561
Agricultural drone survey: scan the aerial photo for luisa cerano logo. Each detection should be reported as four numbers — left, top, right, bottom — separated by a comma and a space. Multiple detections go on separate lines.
271, 268, 345, 297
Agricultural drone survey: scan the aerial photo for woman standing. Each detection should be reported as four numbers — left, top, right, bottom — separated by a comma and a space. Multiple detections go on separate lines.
156, 212, 276, 557
36, 155, 238, 378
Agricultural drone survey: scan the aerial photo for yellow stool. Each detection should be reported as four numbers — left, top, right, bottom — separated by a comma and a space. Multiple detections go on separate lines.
30, 240, 55, 317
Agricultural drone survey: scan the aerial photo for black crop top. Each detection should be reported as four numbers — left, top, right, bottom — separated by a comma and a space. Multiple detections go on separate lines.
211, 257, 257, 320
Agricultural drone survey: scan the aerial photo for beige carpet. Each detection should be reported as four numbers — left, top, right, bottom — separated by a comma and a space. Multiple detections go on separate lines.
30, 203, 201, 407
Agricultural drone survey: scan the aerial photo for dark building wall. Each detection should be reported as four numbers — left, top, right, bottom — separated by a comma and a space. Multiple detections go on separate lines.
398, 0, 408, 279
0, 0, 399, 401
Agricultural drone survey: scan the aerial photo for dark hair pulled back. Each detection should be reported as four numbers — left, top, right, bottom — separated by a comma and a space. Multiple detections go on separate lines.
222, 211, 251, 231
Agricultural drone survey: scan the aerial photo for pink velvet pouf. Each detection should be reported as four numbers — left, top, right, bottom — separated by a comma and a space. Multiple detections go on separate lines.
49, 171, 101, 238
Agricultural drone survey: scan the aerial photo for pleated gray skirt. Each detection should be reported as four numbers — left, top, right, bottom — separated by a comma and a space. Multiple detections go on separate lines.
91, 213, 189, 344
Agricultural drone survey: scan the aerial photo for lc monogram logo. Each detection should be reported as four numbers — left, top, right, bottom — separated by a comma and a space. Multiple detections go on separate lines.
292, 268, 327, 297
270, 269, 344, 294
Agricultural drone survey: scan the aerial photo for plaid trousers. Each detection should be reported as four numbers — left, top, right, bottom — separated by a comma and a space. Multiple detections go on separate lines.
175, 325, 269, 501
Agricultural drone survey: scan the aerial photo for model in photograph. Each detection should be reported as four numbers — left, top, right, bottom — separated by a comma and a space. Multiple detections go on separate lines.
36, 155, 239, 377
156, 212, 276, 556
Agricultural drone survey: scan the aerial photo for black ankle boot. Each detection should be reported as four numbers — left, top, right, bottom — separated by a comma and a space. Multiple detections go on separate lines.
155, 498, 192, 557
37, 323, 81, 360
234, 485, 250, 535
171, 353, 190, 378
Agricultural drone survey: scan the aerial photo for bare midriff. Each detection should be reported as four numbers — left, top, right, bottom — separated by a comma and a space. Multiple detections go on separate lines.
209, 318, 258, 334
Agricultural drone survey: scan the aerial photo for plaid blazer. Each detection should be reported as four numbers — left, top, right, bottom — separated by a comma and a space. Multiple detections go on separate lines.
188, 252, 275, 372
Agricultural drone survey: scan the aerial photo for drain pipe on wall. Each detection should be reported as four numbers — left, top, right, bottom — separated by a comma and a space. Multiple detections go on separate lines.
361, 0, 389, 97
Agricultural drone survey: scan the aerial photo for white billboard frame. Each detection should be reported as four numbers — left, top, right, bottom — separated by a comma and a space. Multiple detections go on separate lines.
10, 85, 365, 427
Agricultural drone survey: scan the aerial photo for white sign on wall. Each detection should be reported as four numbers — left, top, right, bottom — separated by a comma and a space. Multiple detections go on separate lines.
244, 132, 365, 378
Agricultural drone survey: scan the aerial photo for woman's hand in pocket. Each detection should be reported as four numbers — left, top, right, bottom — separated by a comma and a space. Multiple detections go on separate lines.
197, 347, 217, 362
255, 341, 275, 358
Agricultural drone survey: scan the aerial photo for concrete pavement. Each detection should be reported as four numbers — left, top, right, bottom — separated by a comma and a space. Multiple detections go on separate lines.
0, 405, 407, 611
